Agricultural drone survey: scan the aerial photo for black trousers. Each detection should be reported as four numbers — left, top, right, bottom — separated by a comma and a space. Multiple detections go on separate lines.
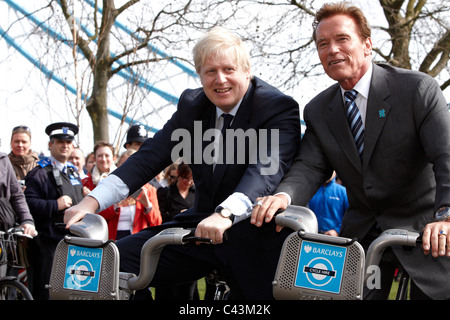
29, 236, 57, 300
116, 209, 291, 300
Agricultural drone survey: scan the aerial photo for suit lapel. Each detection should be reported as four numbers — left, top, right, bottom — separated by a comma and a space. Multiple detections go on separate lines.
363, 64, 391, 164
326, 88, 363, 172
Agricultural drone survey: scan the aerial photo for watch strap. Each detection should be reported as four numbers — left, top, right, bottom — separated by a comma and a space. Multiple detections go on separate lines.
216, 206, 235, 222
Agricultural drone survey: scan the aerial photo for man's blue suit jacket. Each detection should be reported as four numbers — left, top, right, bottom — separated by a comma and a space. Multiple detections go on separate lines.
113, 76, 300, 224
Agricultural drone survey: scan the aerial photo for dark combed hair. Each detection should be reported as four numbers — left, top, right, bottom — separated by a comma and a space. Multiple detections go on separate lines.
312, 2, 371, 42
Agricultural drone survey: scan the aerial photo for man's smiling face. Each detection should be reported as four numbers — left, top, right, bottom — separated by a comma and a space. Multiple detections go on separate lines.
199, 47, 250, 113
315, 14, 372, 90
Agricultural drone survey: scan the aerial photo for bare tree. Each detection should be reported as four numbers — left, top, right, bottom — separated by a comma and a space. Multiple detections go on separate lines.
58, 0, 179, 144
378, 0, 449, 83
55, 0, 245, 146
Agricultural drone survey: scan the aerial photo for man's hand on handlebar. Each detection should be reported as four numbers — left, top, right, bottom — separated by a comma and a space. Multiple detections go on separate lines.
64, 196, 100, 228
196, 195, 289, 245
21, 222, 38, 237
250, 194, 288, 232
195, 213, 232, 245
422, 221, 450, 257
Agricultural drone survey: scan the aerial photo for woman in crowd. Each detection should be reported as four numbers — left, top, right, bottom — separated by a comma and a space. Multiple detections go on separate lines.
8, 125, 39, 182
84, 152, 95, 174
157, 162, 195, 223
159, 163, 178, 188
82, 141, 116, 190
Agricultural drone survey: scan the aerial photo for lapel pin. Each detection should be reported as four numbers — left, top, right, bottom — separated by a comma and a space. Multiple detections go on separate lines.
378, 109, 386, 118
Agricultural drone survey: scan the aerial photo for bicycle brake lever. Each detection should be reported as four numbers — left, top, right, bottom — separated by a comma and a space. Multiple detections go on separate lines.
183, 236, 212, 244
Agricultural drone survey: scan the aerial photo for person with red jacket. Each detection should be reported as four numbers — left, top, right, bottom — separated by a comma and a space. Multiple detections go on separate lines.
82, 141, 117, 191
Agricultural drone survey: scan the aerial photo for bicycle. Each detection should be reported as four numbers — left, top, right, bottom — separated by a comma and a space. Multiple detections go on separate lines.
48, 206, 422, 300
47, 205, 318, 300
0, 227, 34, 300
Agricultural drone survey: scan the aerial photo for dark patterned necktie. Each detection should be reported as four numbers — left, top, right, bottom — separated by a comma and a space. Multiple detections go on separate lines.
220, 113, 233, 164
344, 90, 364, 158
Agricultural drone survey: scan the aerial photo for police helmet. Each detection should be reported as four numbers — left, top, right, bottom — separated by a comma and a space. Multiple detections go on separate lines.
124, 124, 148, 148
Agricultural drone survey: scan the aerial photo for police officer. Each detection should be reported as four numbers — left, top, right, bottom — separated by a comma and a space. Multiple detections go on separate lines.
123, 124, 148, 150
24, 122, 84, 299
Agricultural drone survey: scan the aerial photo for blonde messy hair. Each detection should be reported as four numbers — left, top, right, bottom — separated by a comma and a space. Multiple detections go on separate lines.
193, 26, 252, 77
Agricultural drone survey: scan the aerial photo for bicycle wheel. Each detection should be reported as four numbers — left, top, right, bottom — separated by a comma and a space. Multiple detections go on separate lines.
0, 278, 33, 300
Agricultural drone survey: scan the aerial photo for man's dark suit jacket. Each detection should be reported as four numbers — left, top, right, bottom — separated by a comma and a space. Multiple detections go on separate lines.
276, 63, 450, 299
114, 76, 300, 222
112, 76, 300, 299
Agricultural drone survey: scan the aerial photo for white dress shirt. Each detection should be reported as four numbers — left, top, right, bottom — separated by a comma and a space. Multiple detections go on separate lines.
340, 62, 372, 125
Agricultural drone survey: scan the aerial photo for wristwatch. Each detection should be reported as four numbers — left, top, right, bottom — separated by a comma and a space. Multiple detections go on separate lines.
435, 207, 450, 222
216, 206, 235, 222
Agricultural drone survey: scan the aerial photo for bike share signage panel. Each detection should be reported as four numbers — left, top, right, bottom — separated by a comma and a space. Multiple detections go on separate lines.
294, 240, 347, 294
63, 245, 103, 293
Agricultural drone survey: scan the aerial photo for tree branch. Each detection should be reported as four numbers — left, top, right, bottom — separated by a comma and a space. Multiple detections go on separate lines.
419, 30, 450, 77
110, 56, 173, 76
441, 78, 450, 92
59, 0, 95, 68
116, 0, 141, 16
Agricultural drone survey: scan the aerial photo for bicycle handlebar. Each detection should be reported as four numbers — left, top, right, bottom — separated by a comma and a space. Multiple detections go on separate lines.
0, 227, 36, 239
363, 228, 420, 284
127, 228, 211, 291
128, 205, 318, 291
274, 205, 319, 233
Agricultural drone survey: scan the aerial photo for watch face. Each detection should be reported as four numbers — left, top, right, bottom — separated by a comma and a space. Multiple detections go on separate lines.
221, 208, 232, 218
437, 207, 450, 220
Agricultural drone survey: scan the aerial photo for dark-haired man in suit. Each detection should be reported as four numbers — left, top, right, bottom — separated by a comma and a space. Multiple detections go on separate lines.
253, 2, 450, 300
65, 26, 300, 299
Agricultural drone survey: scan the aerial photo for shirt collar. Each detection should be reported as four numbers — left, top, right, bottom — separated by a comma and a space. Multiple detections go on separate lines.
49, 156, 66, 172
215, 98, 243, 120
340, 62, 373, 100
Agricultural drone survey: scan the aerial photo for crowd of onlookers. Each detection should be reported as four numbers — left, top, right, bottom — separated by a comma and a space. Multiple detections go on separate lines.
1, 123, 197, 299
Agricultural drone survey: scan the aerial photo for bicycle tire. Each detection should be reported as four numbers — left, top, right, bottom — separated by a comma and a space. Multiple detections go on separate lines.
0, 278, 33, 300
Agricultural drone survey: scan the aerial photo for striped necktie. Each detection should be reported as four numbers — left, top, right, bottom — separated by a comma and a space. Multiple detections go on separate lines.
344, 90, 364, 158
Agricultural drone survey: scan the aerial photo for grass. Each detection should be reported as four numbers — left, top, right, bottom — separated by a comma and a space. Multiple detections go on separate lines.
388, 279, 410, 300
150, 278, 207, 300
